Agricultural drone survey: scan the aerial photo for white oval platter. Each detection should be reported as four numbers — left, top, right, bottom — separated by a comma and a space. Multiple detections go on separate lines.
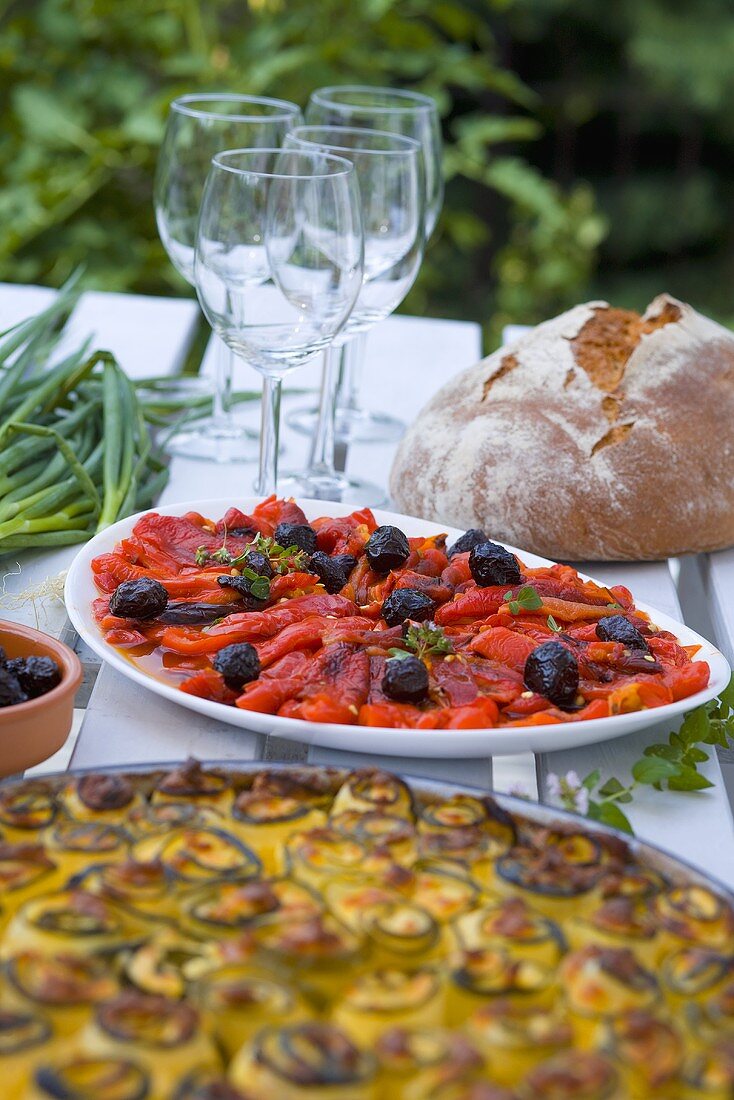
65, 497, 730, 758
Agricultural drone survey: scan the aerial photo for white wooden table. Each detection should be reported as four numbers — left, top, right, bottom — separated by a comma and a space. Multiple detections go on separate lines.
2, 283, 734, 890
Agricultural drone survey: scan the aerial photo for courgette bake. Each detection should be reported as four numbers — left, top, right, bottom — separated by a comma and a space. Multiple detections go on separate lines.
0, 761, 732, 1098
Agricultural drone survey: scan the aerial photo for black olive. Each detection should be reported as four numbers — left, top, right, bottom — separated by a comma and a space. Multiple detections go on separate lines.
274, 522, 318, 556
0, 667, 28, 707
366, 525, 410, 574
109, 578, 168, 620
6, 656, 61, 699
310, 551, 351, 594
331, 553, 358, 577
447, 528, 489, 558
469, 541, 522, 587
216, 575, 268, 604
227, 526, 257, 538
596, 615, 650, 652
382, 588, 435, 627
212, 643, 261, 691
0, 645, 6, 665
382, 656, 429, 704
157, 602, 230, 626
524, 641, 579, 708
242, 550, 274, 579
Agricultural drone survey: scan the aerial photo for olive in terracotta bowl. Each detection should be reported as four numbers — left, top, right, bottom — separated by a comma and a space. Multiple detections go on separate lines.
0, 621, 82, 777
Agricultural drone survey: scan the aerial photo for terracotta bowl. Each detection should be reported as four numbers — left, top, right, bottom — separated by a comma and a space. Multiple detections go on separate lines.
0, 621, 83, 777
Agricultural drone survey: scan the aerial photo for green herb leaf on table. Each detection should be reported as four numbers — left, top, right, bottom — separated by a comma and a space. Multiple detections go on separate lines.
546, 674, 734, 835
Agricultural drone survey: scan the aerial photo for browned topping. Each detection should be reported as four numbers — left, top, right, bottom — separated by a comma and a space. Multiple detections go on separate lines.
563, 368, 576, 389
713, 980, 734, 1018
97, 991, 198, 1046
482, 353, 519, 401
101, 859, 166, 891
0, 784, 55, 828
383, 862, 415, 890
267, 916, 350, 958
612, 1011, 682, 1084
498, 840, 602, 896
176, 1074, 250, 1100
234, 790, 303, 823
449, 1087, 513, 1100
77, 774, 134, 812
419, 826, 486, 859
157, 758, 226, 797
375, 1026, 414, 1061
571, 302, 680, 393
252, 767, 341, 801
0, 842, 54, 868
223, 881, 280, 917
9, 951, 117, 1004
375, 1027, 482, 1073
575, 945, 656, 990
591, 422, 634, 457
257, 1023, 365, 1085
590, 897, 656, 938
487, 898, 539, 938
525, 1050, 618, 1095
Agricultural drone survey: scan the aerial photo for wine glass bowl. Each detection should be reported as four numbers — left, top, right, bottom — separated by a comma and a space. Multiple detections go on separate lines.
155, 94, 303, 284
194, 148, 364, 495
292, 86, 443, 449
154, 94, 302, 462
278, 125, 424, 504
306, 87, 442, 237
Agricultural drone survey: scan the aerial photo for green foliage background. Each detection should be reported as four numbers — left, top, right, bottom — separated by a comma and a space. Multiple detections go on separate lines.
1, 0, 730, 346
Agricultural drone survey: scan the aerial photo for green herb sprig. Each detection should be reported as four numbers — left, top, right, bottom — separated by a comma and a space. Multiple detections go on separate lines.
249, 532, 310, 575
195, 531, 309, 587
389, 621, 454, 662
503, 584, 543, 615
547, 676, 734, 834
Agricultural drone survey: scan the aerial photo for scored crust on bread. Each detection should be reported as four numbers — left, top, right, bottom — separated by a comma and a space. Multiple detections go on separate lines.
390, 295, 734, 560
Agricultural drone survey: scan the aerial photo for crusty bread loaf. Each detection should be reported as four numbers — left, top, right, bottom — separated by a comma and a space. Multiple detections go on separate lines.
389, 295, 734, 560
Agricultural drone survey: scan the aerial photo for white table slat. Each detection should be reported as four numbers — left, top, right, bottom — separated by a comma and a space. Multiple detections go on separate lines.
0, 283, 199, 380
71, 665, 262, 769
702, 550, 734, 669
541, 559, 734, 888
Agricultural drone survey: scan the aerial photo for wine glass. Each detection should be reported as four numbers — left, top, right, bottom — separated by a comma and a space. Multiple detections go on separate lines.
194, 148, 364, 495
278, 125, 424, 504
154, 93, 302, 462
286, 85, 443, 446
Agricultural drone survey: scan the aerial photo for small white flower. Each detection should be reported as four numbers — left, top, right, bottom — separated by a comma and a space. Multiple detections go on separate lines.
576, 787, 590, 815
546, 773, 561, 799
565, 770, 581, 789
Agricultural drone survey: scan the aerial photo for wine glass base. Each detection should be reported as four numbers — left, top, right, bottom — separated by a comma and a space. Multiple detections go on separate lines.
165, 419, 259, 464
278, 471, 388, 507
286, 405, 406, 445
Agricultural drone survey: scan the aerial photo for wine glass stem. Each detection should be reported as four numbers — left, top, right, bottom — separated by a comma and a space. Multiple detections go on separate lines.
255, 374, 282, 496
212, 338, 235, 425
307, 344, 342, 476
337, 330, 368, 414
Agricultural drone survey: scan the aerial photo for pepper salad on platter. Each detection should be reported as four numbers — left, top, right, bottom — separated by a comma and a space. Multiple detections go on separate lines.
88, 496, 710, 732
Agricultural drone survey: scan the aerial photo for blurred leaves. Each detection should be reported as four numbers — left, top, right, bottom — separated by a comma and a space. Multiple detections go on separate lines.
0, 0, 603, 344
